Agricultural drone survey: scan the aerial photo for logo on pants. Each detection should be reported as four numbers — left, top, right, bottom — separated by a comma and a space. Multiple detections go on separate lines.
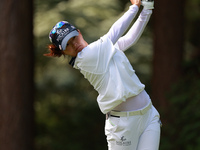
116, 136, 131, 146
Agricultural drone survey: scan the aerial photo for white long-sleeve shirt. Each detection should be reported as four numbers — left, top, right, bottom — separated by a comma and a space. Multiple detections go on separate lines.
74, 5, 152, 114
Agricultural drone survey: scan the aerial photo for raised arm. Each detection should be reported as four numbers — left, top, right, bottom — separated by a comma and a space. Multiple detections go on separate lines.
115, 9, 152, 51
115, 0, 154, 51
106, 0, 141, 44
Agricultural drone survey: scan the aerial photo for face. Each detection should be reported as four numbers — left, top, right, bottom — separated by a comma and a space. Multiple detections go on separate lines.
63, 30, 88, 57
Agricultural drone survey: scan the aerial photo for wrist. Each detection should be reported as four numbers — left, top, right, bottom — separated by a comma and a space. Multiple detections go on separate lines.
133, 4, 140, 8
130, 4, 140, 11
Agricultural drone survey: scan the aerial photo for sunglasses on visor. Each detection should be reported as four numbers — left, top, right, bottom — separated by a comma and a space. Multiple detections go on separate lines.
50, 21, 67, 35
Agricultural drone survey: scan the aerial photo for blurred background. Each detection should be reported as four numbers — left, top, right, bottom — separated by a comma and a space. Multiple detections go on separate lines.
0, 0, 200, 149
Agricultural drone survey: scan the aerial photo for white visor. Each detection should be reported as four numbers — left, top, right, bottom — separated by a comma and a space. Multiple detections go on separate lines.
61, 30, 79, 50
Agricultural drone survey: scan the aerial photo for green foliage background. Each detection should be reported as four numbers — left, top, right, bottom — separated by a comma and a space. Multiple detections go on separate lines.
34, 0, 200, 149
162, 59, 200, 150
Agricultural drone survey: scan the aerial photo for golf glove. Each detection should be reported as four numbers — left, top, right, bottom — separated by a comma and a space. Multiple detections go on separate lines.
141, 0, 154, 10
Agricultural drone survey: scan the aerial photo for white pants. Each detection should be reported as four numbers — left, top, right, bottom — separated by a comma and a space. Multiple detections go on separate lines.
105, 103, 161, 150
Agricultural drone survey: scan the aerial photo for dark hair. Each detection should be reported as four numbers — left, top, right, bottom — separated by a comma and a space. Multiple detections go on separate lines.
44, 44, 65, 57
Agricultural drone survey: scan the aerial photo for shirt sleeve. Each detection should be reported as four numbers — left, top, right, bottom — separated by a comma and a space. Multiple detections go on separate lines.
106, 5, 139, 45
115, 9, 152, 51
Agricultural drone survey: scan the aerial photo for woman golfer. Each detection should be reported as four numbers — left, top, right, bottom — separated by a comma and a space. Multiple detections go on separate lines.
45, 0, 161, 149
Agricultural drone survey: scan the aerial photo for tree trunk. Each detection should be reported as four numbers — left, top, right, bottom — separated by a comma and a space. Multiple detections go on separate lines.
0, 0, 34, 150
152, 0, 185, 114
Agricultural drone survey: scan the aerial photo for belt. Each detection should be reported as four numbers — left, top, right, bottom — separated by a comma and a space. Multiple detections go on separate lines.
108, 102, 152, 118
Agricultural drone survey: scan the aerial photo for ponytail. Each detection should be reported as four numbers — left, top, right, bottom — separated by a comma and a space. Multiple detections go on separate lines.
44, 44, 65, 57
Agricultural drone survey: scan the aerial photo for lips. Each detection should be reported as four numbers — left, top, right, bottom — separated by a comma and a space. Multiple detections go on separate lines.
76, 45, 83, 53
